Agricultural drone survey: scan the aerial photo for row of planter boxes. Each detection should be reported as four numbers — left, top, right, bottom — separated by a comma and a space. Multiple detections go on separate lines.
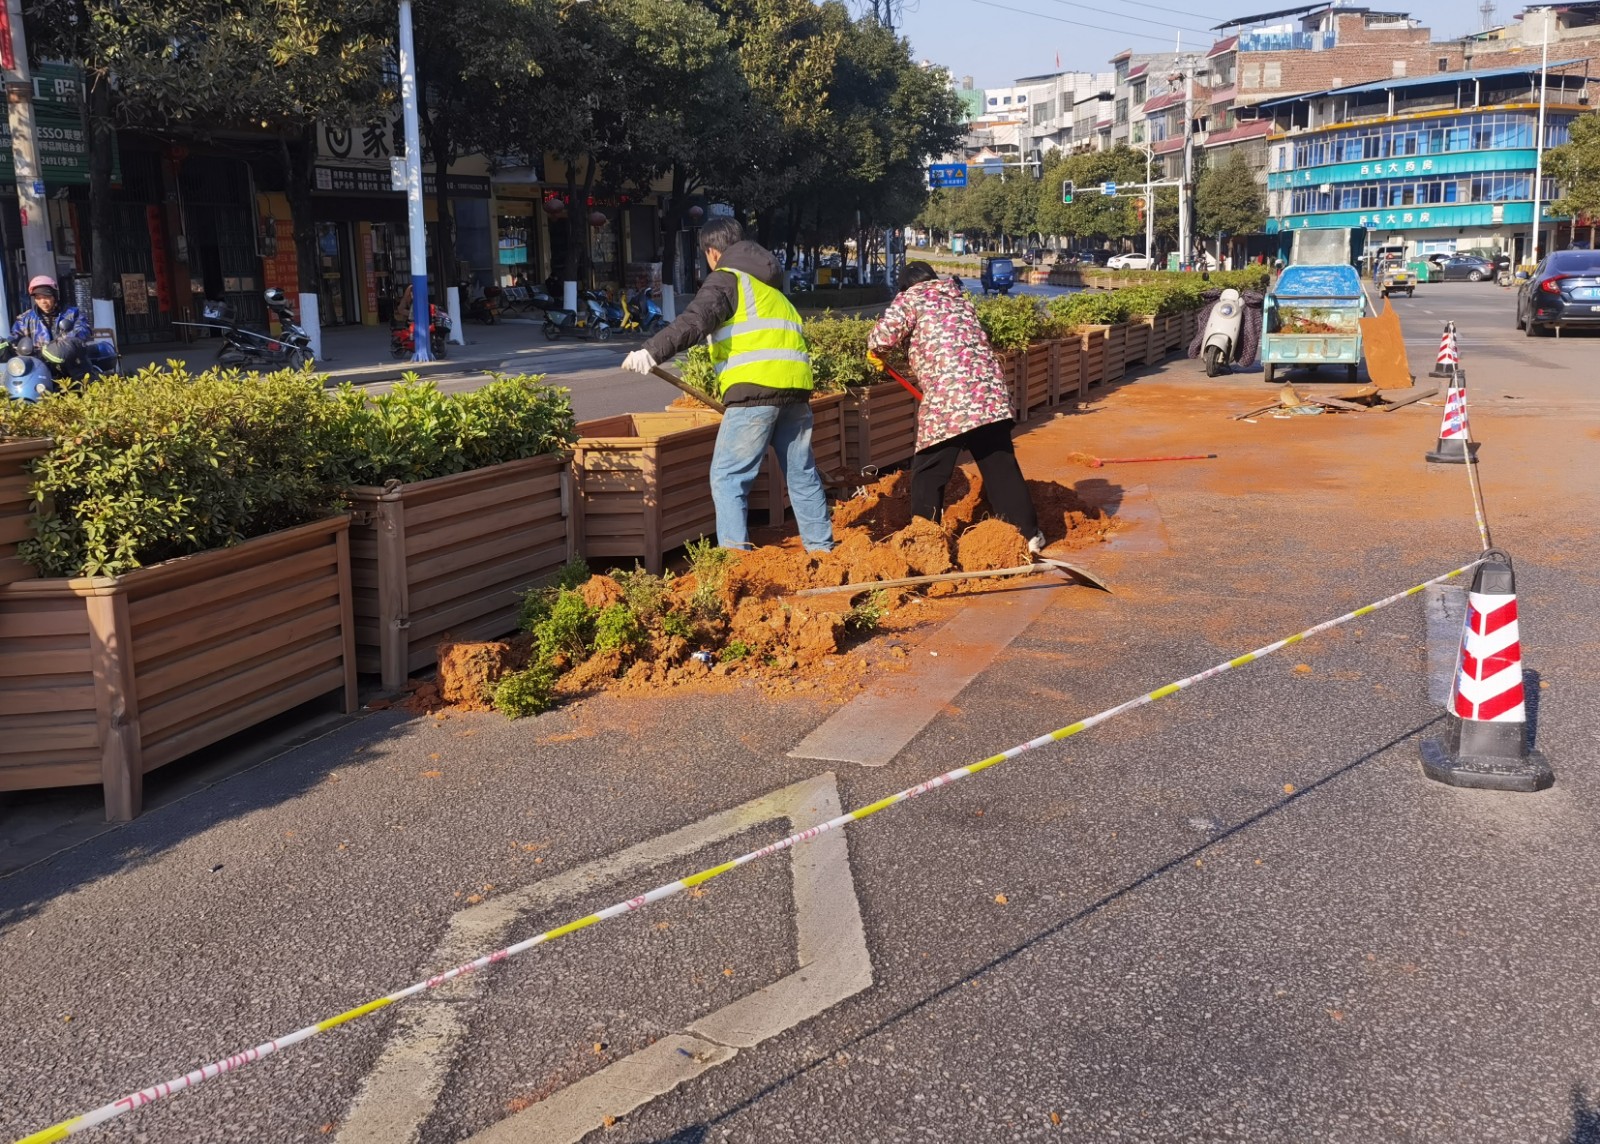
0, 312, 1202, 818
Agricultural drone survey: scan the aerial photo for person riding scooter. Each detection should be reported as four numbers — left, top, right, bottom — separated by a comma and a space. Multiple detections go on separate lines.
11, 276, 90, 379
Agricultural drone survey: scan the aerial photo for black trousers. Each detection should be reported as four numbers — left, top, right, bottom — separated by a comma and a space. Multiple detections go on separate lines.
910, 419, 1038, 537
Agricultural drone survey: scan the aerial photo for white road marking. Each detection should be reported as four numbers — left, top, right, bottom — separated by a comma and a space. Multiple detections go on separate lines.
337, 772, 870, 1144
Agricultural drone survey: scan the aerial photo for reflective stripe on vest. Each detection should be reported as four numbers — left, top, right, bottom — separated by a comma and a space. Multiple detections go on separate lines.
708, 269, 812, 395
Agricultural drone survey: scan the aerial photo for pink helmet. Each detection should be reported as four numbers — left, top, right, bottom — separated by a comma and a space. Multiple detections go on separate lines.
28, 275, 56, 296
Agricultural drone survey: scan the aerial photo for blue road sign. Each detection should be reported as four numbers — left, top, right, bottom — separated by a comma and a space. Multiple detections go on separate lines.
1101, 181, 1117, 196
928, 163, 968, 189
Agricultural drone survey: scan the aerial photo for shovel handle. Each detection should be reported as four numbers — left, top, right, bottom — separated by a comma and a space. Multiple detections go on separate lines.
881, 362, 923, 401
650, 365, 725, 413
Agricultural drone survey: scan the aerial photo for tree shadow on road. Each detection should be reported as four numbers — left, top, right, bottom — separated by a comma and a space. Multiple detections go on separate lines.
1571, 1084, 1600, 1144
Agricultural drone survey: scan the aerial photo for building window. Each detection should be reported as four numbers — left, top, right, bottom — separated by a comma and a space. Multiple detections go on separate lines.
1003, 96, 1012, 104
1437, 56, 1449, 71
1018, 95, 1027, 103
1392, 60, 1407, 77
988, 97, 997, 105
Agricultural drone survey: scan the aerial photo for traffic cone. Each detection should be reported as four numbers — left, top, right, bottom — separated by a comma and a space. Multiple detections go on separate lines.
1428, 321, 1460, 378
1421, 549, 1552, 792
1424, 373, 1478, 464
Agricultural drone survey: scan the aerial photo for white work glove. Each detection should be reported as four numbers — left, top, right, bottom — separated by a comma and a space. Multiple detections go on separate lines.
621, 349, 658, 375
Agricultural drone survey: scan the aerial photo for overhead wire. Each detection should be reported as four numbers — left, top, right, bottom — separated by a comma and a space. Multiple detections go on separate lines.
964, 0, 1214, 44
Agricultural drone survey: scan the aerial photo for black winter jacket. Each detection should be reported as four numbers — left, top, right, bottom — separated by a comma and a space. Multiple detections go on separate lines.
641, 241, 808, 407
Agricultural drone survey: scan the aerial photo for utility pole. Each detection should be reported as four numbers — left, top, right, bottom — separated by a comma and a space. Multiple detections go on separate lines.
3, 0, 56, 316
1178, 65, 1195, 270
1530, 6, 1551, 266
398, 0, 432, 361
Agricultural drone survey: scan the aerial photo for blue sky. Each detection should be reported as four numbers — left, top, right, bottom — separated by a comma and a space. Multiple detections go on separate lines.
897, 0, 1503, 89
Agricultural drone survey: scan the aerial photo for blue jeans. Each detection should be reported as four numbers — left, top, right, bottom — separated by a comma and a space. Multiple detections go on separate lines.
710, 402, 835, 552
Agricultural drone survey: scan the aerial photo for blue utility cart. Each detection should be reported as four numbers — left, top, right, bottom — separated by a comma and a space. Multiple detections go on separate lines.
1260, 264, 1366, 385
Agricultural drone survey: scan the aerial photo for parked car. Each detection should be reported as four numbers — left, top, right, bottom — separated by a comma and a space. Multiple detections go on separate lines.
979, 257, 1015, 295
1433, 254, 1497, 282
1106, 253, 1155, 270
1516, 249, 1600, 336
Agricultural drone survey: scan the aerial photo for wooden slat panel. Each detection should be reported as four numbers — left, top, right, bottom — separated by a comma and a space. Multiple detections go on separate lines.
409, 543, 568, 621
405, 519, 568, 589
0, 514, 31, 546
126, 542, 337, 630
0, 759, 101, 790
0, 646, 94, 676
0, 599, 90, 638
138, 602, 342, 704
401, 468, 562, 531
140, 668, 345, 772
139, 635, 344, 747
0, 711, 99, 755
0, 681, 97, 716
132, 575, 339, 668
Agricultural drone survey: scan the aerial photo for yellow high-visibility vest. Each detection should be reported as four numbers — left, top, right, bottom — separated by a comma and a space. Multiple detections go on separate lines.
707, 268, 813, 396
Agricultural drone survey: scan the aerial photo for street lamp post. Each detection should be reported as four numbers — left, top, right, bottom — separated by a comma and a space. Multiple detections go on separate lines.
1530, 6, 1552, 266
398, 0, 432, 362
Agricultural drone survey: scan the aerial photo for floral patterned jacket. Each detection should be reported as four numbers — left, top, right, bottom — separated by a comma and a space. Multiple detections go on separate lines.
868, 278, 1013, 452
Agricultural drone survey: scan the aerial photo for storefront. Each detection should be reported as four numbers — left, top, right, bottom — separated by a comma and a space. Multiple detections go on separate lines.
1259, 64, 1596, 265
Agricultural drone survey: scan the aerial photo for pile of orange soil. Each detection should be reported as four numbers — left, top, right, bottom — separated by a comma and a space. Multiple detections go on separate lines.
415, 469, 1118, 713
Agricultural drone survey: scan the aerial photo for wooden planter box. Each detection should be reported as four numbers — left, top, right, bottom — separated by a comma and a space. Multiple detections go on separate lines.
1125, 317, 1158, 367
1182, 308, 1200, 349
572, 411, 722, 574
1077, 326, 1111, 390
1053, 339, 1085, 405
753, 391, 851, 524
0, 438, 49, 587
994, 351, 1025, 422
1018, 342, 1055, 419
0, 516, 357, 821
1160, 313, 1185, 354
842, 380, 919, 473
348, 455, 575, 690
1103, 322, 1129, 382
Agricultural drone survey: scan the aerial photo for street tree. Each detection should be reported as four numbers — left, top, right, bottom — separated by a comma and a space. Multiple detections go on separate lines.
1036, 147, 1146, 244
1546, 112, 1600, 226
1195, 149, 1267, 244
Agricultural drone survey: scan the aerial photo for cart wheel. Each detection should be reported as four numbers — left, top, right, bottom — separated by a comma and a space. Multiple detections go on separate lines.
543, 322, 561, 341
1346, 364, 1359, 384
1263, 362, 1276, 384
1407, 288, 1415, 297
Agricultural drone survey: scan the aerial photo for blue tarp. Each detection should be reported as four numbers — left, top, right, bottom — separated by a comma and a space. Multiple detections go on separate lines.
1273, 264, 1363, 299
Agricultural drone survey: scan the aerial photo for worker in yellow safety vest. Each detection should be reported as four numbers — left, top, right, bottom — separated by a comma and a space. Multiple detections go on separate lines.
622, 217, 834, 552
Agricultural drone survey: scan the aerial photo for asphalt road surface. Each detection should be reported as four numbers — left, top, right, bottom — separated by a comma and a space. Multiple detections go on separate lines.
3, 282, 1597, 1144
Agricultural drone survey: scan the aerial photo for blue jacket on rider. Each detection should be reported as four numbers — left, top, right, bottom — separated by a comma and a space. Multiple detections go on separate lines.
11, 303, 90, 350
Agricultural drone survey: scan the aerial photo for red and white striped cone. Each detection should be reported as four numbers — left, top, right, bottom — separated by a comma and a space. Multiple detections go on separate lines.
1424, 373, 1478, 464
1428, 321, 1460, 378
1421, 549, 1552, 792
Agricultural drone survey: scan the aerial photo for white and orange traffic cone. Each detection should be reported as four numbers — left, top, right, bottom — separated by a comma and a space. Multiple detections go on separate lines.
1424, 373, 1478, 464
1428, 321, 1460, 378
1421, 549, 1552, 792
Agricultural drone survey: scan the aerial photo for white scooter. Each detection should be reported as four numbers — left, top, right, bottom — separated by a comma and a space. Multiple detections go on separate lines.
1201, 288, 1244, 377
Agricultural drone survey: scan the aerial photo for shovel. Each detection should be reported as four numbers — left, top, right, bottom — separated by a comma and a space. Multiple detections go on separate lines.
650, 364, 724, 412
794, 555, 1110, 597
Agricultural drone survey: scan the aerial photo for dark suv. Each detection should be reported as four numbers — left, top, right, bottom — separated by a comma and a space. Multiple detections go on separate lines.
1517, 249, 1600, 335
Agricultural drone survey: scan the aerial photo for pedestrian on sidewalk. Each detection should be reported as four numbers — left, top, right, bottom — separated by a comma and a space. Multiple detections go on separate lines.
620, 218, 834, 553
866, 261, 1043, 552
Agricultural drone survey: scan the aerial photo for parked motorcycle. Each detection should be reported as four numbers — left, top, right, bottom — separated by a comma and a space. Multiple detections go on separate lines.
1189, 287, 1263, 376
629, 287, 668, 333
466, 283, 499, 324
543, 291, 611, 341
203, 290, 314, 370
0, 333, 119, 401
598, 289, 641, 334
391, 304, 452, 358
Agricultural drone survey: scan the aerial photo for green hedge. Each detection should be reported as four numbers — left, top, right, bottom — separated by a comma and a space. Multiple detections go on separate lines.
2, 366, 575, 578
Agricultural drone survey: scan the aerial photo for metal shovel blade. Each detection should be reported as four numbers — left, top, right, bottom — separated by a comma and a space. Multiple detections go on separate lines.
1034, 556, 1112, 592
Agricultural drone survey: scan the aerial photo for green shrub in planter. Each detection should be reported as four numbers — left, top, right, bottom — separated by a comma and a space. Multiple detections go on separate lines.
329, 372, 576, 486
10, 366, 351, 578
974, 294, 1044, 351
1044, 290, 1132, 333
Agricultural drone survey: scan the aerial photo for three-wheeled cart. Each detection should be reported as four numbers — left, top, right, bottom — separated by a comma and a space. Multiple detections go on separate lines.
1260, 264, 1365, 385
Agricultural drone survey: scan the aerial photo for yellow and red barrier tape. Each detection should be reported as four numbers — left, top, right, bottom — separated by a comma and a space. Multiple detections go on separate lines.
14, 558, 1483, 1143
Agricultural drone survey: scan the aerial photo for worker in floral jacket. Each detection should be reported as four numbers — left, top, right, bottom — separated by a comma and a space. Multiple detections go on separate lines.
867, 262, 1043, 552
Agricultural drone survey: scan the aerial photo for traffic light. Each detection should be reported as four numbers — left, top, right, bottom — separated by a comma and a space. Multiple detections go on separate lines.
1135, 196, 1146, 222
1061, 180, 1074, 205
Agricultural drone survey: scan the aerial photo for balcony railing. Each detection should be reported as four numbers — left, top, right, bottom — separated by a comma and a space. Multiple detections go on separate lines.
1237, 30, 1335, 52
